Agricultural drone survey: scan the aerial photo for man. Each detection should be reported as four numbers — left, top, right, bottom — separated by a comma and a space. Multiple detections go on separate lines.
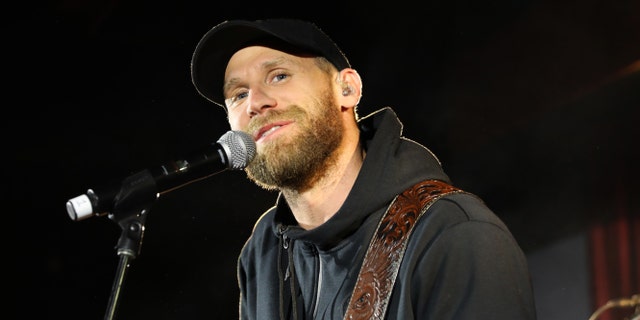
190, 19, 537, 319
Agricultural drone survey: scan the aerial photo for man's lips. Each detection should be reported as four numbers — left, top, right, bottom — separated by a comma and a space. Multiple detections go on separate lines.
254, 121, 292, 142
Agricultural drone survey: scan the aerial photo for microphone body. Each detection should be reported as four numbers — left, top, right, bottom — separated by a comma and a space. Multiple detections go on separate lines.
66, 130, 256, 221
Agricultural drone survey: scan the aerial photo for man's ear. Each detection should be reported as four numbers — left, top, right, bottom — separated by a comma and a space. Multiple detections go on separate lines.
337, 68, 362, 107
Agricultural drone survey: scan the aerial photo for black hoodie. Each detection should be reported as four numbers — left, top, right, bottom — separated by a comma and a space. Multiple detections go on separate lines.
238, 107, 537, 319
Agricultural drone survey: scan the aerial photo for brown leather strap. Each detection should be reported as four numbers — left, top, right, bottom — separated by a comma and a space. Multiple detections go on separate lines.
344, 179, 462, 320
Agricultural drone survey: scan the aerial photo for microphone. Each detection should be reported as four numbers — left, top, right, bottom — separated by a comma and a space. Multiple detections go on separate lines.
66, 130, 256, 221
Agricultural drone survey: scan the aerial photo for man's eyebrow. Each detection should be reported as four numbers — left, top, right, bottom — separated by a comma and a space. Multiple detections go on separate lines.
261, 56, 288, 69
223, 77, 241, 94
223, 56, 294, 93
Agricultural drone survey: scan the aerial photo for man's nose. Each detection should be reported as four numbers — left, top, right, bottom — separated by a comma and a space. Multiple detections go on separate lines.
246, 88, 277, 117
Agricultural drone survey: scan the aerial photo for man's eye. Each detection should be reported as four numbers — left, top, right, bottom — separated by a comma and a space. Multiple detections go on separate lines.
272, 73, 288, 83
236, 91, 249, 100
225, 91, 248, 109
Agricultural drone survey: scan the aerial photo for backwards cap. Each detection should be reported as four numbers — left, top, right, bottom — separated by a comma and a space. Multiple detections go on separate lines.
190, 19, 351, 109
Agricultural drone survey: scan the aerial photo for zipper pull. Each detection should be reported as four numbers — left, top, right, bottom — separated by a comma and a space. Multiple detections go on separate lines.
278, 224, 290, 249
278, 225, 291, 280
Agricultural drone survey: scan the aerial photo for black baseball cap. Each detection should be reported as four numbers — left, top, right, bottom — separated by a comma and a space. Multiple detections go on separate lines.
190, 19, 351, 109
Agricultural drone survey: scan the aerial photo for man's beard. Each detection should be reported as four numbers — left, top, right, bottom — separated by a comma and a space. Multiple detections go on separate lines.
245, 90, 343, 192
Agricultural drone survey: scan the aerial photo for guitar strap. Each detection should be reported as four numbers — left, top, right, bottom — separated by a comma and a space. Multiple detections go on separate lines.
343, 179, 463, 320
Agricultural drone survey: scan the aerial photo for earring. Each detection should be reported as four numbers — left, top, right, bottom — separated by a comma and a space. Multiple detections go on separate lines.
342, 86, 352, 96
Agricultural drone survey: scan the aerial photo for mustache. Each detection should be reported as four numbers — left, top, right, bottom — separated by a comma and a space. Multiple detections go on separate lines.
246, 106, 306, 135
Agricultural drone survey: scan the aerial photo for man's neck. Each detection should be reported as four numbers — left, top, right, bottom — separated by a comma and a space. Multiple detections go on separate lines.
282, 138, 365, 230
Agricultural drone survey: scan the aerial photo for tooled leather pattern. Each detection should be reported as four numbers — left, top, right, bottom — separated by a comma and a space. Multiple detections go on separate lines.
344, 180, 461, 320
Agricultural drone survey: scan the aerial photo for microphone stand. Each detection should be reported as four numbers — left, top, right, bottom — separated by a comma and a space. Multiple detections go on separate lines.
66, 131, 256, 319
102, 170, 159, 320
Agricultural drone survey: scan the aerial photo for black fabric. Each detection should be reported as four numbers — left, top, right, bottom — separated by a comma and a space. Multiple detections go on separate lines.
237, 107, 537, 319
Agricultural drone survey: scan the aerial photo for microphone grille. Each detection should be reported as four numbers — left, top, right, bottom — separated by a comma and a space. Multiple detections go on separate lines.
217, 130, 256, 169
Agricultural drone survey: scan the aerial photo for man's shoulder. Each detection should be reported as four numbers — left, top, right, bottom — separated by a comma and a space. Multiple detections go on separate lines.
250, 205, 278, 234
418, 191, 511, 234
240, 206, 279, 259
436, 191, 492, 214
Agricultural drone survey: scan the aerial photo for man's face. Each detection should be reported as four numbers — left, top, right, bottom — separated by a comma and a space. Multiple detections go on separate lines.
223, 46, 343, 191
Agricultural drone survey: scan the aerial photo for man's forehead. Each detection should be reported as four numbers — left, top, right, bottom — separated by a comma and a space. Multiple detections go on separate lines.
225, 47, 315, 78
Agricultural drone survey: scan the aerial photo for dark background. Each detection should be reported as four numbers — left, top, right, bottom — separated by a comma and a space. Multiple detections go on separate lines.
6, 0, 639, 319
